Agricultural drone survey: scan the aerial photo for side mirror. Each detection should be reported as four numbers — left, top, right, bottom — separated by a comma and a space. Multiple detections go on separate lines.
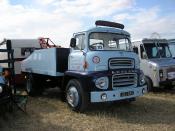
142, 52, 147, 59
70, 38, 76, 48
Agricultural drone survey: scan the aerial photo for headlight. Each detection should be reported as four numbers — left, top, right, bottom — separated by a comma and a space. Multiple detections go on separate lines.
95, 77, 109, 89
139, 72, 145, 85
150, 62, 158, 71
0, 86, 3, 93
153, 66, 157, 71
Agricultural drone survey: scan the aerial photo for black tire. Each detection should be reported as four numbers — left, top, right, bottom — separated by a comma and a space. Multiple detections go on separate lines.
25, 74, 43, 96
145, 77, 153, 92
66, 79, 88, 112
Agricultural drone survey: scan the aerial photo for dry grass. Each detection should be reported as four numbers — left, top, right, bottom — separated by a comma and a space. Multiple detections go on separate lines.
0, 88, 175, 131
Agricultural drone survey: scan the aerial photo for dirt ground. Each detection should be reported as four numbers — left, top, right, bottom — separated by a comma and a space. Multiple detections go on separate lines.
0, 88, 175, 131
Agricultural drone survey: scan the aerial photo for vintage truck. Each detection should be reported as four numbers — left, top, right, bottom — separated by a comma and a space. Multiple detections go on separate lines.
21, 20, 147, 112
132, 39, 175, 91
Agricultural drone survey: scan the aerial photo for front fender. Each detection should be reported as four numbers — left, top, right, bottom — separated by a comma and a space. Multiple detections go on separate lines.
64, 70, 111, 92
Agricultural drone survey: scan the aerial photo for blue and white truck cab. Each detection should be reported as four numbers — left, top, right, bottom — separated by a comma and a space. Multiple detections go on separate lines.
21, 21, 147, 112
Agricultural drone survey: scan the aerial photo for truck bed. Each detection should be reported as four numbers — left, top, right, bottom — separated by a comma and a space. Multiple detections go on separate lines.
21, 48, 70, 76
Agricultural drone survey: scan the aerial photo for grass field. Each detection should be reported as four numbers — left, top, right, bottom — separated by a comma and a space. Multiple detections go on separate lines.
0, 88, 175, 131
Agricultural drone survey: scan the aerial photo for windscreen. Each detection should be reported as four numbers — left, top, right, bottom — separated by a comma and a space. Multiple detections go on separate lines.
169, 44, 175, 57
144, 43, 171, 58
89, 33, 131, 51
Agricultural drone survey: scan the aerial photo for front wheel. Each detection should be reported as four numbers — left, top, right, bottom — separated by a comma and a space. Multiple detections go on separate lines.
145, 77, 153, 92
66, 79, 88, 112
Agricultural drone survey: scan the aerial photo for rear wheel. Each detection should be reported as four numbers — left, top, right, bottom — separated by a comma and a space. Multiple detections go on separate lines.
145, 77, 153, 92
26, 74, 43, 96
66, 79, 88, 112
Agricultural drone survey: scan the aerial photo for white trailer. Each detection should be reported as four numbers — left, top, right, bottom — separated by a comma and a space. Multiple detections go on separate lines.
0, 38, 56, 84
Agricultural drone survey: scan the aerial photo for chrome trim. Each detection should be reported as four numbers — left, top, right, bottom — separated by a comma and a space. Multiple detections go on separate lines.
112, 73, 137, 89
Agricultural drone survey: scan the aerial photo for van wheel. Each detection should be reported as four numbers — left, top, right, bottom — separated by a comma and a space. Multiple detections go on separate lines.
26, 74, 43, 96
145, 77, 153, 92
66, 79, 88, 112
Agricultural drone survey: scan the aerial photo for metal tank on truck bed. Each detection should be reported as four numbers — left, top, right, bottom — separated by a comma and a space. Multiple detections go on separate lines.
132, 39, 175, 91
21, 20, 147, 112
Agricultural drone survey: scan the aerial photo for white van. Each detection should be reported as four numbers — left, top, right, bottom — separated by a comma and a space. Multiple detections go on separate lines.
132, 39, 175, 91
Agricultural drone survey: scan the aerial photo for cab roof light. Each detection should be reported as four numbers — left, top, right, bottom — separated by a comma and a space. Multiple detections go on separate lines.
95, 20, 124, 29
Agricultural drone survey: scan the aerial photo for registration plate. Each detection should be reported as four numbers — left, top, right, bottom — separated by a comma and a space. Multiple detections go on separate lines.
120, 91, 134, 97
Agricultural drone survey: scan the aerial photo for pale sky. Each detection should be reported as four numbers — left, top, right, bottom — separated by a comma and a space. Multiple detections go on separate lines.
0, 0, 175, 47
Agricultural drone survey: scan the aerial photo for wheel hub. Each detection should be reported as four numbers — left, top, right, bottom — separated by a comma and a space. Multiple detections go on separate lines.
67, 86, 79, 107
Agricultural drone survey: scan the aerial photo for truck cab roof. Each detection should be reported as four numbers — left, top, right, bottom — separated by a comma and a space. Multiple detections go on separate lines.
74, 26, 130, 37
86, 26, 130, 36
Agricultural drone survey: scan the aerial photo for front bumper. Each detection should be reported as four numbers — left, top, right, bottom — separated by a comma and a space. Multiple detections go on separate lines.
90, 85, 147, 103
159, 78, 175, 86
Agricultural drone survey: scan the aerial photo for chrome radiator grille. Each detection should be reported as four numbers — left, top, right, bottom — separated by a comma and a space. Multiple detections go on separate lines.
112, 73, 137, 88
109, 58, 134, 69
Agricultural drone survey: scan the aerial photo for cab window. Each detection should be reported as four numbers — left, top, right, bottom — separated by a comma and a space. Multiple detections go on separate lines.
133, 47, 138, 54
74, 34, 85, 50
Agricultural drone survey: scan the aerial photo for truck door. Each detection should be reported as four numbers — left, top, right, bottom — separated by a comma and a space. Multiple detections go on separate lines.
139, 44, 151, 77
69, 34, 86, 71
